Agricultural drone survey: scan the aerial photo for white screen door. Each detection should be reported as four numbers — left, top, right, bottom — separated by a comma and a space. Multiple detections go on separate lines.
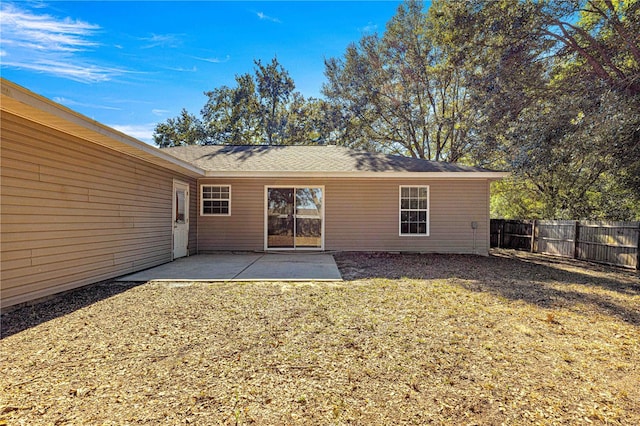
172, 181, 189, 259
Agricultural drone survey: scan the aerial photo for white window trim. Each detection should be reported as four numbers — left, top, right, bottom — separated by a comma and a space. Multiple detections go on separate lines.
399, 185, 430, 237
200, 184, 231, 216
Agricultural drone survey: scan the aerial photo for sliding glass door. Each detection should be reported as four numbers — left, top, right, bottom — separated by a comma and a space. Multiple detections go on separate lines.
266, 187, 323, 250
294, 187, 323, 248
267, 188, 295, 248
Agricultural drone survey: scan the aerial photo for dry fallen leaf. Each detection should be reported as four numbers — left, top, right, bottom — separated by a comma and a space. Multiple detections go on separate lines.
1, 250, 638, 425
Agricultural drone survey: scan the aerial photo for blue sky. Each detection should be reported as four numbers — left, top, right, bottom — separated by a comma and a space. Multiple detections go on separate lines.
1, 1, 404, 144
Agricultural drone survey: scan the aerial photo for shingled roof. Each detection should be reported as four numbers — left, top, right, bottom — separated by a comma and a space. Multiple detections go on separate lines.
162, 145, 505, 177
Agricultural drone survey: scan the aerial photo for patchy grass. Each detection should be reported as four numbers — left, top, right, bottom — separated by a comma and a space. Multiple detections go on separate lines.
1, 250, 639, 425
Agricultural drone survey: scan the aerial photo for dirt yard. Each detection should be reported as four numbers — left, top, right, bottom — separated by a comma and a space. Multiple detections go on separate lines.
1, 250, 639, 425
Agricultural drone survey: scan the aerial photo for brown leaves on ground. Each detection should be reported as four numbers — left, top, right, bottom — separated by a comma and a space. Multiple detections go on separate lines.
1, 250, 639, 425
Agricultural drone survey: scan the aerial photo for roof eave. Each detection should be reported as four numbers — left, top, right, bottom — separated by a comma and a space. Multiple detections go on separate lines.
202, 170, 509, 179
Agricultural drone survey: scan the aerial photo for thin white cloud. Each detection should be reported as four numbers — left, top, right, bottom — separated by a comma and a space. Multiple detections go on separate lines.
53, 96, 122, 111
109, 123, 156, 144
256, 11, 281, 23
165, 65, 198, 72
2, 58, 126, 83
191, 54, 230, 64
0, 3, 128, 83
139, 33, 182, 49
1, 4, 99, 50
152, 109, 169, 116
360, 22, 378, 34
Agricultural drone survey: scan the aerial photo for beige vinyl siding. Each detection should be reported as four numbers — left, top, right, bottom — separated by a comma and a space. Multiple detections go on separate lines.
328, 178, 489, 254
196, 178, 490, 255
197, 179, 264, 251
1, 111, 197, 308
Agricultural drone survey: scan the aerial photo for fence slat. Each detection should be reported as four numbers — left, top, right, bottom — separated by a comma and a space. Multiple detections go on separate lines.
490, 219, 639, 269
537, 220, 575, 258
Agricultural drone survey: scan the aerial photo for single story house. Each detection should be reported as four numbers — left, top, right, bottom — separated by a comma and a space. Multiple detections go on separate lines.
163, 144, 505, 254
0, 79, 506, 309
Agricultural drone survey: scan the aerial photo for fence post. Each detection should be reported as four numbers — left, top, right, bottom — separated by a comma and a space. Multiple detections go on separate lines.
573, 220, 580, 260
636, 222, 640, 270
530, 220, 536, 253
499, 220, 504, 248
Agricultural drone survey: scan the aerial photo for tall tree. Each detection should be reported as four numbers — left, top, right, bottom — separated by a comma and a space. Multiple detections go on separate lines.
153, 109, 205, 148
538, 0, 640, 96
285, 94, 330, 144
431, 0, 640, 218
254, 57, 296, 145
323, 0, 478, 161
427, 0, 552, 165
201, 73, 262, 145
154, 57, 324, 146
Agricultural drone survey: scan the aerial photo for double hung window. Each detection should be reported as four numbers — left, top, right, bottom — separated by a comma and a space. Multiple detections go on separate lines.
201, 185, 230, 216
399, 186, 429, 236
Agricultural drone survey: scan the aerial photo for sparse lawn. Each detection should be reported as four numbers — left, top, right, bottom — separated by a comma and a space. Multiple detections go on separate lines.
1, 250, 639, 425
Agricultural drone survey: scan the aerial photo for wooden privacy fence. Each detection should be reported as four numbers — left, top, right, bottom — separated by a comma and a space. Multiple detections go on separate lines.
491, 219, 640, 269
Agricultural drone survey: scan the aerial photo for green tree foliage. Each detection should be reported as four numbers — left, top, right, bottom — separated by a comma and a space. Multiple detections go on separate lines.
323, 0, 478, 161
541, 0, 640, 96
153, 109, 205, 147
201, 73, 262, 145
507, 80, 621, 218
254, 58, 295, 145
428, 0, 640, 219
286, 94, 331, 145
490, 178, 545, 220
154, 57, 325, 146
427, 0, 552, 165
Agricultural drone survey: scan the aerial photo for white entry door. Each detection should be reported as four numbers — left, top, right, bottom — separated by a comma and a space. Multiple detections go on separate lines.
172, 180, 189, 259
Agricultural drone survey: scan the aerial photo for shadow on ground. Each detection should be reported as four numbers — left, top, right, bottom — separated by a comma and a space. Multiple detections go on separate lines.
3, 250, 638, 338
334, 249, 640, 326
1, 281, 142, 339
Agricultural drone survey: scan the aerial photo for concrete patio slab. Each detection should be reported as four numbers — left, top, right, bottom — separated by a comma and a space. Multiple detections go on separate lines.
117, 253, 342, 282
239, 254, 342, 280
